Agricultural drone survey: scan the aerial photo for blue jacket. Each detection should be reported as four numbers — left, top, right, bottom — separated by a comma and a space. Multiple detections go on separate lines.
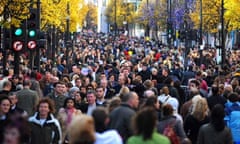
226, 110, 240, 143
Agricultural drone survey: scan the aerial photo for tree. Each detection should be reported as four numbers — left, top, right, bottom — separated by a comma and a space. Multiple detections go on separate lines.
105, 0, 135, 28
189, 0, 220, 33
41, 0, 88, 32
85, 3, 98, 31
189, 0, 240, 33
0, 0, 31, 28
225, 0, 240, 31
136, 0, 168, 39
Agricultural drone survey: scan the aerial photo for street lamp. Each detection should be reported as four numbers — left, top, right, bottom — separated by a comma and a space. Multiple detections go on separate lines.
199, 0, 203, 46
221, 0, 225, 66
114, 0, 117, 37
123, 20, 127, 35
217, 23, 221, 45
145, 0, 150, 37
167, 0, 172, 47
66, 0, 70, 65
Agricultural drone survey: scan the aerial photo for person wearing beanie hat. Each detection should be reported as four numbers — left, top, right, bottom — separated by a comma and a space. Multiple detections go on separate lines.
68, 86, 80, 98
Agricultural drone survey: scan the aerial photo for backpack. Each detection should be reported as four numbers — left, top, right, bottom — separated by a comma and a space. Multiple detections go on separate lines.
163, 120, 180, 144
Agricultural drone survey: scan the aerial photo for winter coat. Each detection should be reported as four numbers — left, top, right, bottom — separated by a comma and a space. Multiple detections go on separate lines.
17, 88, 39, 116
197, 123, 233, 144
29, 112, 62, 144
184, 115, 209, 144
157, 115, 187, 140
108, 103, 136, 142
47, 92, 66, 115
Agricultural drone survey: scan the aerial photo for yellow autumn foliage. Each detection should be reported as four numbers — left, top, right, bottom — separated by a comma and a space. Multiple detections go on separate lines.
0, 0, 30, 27
225, 0, 240, 30
190, 0, 240, 33
87, 3, 98, 27
41, 0, 88, 32
105, 0, 136, 27
0, 0, 89, 31
136, 0, 167, 27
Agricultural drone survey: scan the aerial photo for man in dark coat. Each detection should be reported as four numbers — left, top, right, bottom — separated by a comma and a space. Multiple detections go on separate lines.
47, 81, 66, 115
108, 91, 139, 143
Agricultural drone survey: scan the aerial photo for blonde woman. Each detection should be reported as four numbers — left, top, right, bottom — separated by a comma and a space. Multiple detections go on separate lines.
183, 96, 210, 144
116, 86, 130, 100
68, 114, 95, 144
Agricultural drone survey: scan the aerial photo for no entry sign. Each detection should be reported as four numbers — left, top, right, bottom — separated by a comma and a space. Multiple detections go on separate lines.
27, 41, 37, 49
13, 41, 23, 51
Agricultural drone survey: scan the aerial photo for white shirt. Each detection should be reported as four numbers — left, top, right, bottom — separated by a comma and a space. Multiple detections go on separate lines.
95, 130, 123, 144
158, 94, 179, 112
96, 99, 105, 105
39, 119, 46, 126
87, 103, 97, 116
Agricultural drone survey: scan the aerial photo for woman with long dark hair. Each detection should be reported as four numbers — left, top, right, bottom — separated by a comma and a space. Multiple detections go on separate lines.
143, 96, 161, 120
197, 104, 233, 144
57, 97, 82, 143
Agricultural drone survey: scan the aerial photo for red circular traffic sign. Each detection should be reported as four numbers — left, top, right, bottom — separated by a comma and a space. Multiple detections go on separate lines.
27, 41, 37, 49
13, 41, 23, 51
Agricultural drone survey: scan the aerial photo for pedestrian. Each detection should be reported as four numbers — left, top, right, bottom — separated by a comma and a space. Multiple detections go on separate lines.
92, 107, 123, 144
29, 98, 62, 144
57, 97, 82, 143
8, 92, 28, 119
16, 79, 39, 116
127, 107, 170, 144
78, 90, 98, 115
0, 96, 11, 143
108, 91, 139, 143
184, 96, 209, 144
157, 104, 187, 142
95, 86, 108, 106
2, 117, 31, 144
68, 114, 95, 144
47, 81, 67, 115
197, 104, 233, 144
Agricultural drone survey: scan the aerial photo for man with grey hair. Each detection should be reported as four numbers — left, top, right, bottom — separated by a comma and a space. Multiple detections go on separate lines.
108, 91, 139, 143
143, 89, 156, 98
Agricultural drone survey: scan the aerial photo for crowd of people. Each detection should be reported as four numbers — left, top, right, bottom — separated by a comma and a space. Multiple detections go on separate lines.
0, 32, 239, 144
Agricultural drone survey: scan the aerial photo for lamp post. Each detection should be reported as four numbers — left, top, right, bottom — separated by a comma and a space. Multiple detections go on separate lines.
217, 23, 221, 59
221, 0, 225, 66
167, 0, 172, 47
114, 0, 117, 37
66, 0, 70, 65
35, 0, 41, 71
199, 0, 203, 46
218, 23, 221, 47
145, 0, 150, 37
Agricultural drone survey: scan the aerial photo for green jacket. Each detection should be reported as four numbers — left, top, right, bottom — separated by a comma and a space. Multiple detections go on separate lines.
127, 132, 170, 144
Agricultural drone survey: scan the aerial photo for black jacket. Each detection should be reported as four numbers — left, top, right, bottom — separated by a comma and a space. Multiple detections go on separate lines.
28, 113, 62, 144
78, 102, 106, 114
108, 103, 136, 142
